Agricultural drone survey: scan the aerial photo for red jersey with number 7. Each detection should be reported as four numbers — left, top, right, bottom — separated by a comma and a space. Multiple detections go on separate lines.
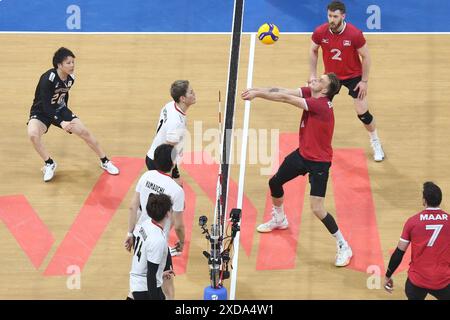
400, 208, 450, 290
312, 22, 366, 80
298, 87, 334, 162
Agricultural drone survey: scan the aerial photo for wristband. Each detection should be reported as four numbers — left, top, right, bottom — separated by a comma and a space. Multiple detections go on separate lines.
127, 232, 133, 237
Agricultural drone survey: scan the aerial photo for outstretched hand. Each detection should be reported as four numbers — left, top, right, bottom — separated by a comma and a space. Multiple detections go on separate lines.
241, 88, 257, 101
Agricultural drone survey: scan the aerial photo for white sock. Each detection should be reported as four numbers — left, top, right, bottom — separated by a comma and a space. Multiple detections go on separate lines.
369, 129, 379, 141
273, 205, 285, 220
332, 230, 347, 247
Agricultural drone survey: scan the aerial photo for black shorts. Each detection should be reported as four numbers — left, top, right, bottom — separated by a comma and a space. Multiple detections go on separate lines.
28, 107, 78, 132
339, 76, 362, 99
132, 288, 166, 300
275, 149, 331, 197
145, 155, 180, 179
164, 247, 173, 272
405, 278, 450, 300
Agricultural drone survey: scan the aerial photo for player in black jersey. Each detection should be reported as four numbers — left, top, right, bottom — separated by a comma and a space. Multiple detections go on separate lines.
27, 47, 119, 182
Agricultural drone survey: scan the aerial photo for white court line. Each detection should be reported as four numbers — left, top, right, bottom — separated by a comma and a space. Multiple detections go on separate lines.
229, 32, 256, 301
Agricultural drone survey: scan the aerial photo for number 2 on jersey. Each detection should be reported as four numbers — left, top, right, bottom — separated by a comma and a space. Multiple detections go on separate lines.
134, 236, 143, 261
331, 48, 342, 61
425, 224, 443, 247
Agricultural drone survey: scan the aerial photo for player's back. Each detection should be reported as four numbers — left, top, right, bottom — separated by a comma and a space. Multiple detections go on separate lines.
147, 101, 186, 160
135, 170, 184, 236
403, 208, 450, 289
129, 220, 167, 292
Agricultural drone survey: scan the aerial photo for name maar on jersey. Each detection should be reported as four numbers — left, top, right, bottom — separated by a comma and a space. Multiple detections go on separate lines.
420, 213, 448, 221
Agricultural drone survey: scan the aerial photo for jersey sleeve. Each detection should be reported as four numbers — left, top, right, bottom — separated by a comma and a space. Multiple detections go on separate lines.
400, 217, 413, 242
146, 238, 166, 264
311, 27, 321, 45
354, 30, 366, 50
300, 87, 312, 98
172, 187, 185, 212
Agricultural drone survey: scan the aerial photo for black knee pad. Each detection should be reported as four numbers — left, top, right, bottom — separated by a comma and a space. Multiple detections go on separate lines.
357, 111, 373, 125
269, 175, 284, 198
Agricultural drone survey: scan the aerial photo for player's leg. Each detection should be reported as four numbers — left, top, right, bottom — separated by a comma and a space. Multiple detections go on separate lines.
352, 97, 384, 161
257, 149, 307, 233
308, 161, 352, 267
27, 117, 57, 182
404, 278, 428, 300
162, 249, 174, 300
429, 284, 450, 300
69, 118, 119, 174
344, 77, 384, 162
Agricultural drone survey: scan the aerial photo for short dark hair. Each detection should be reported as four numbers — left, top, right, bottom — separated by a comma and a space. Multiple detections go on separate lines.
52, 47, 75, 68
325, 73, 341, 100
327, 1, 346, 14
146, 193, 172, 222
170, 80, 190, 103
423, 181, 442, 207
154, 144, 175, 173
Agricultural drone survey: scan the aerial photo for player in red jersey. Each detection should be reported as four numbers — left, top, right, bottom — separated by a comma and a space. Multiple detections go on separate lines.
384, 182, 450, 300
241, 73, 353, 267
310, 1, 385, 162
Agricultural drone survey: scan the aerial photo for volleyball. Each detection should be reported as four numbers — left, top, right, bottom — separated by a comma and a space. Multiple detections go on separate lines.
257, 23, 280, 45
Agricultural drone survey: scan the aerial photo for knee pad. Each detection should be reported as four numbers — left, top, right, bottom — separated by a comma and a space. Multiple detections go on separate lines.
357, 111, 373, 125
269, 175, 284, 198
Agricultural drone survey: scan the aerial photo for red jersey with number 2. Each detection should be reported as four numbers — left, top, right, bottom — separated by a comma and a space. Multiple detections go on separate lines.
298, 87, 334, 162
312, 22, 366, 80
400, 208, 450, 290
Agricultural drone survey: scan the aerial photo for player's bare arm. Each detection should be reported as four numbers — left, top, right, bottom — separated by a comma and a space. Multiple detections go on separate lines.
309, 41, 320, 82
355, 44, 371, 100
384, 240, 409, 293
246, 87, 300, 96
242, 90, 307, 110
172, 211, 185, 252
125, 192, 140, 252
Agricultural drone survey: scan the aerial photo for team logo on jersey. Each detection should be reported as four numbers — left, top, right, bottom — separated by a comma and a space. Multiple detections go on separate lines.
322, 38, 329, 44
68, 80, 73, 87
301, 120, 305, 128
55, 82, 59, 89
343, 40, 351, 46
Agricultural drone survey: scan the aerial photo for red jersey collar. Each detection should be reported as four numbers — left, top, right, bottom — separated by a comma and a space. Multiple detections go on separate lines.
329, 21, 347, 35
151, 219, 164, 231
174, 102, 186, 116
